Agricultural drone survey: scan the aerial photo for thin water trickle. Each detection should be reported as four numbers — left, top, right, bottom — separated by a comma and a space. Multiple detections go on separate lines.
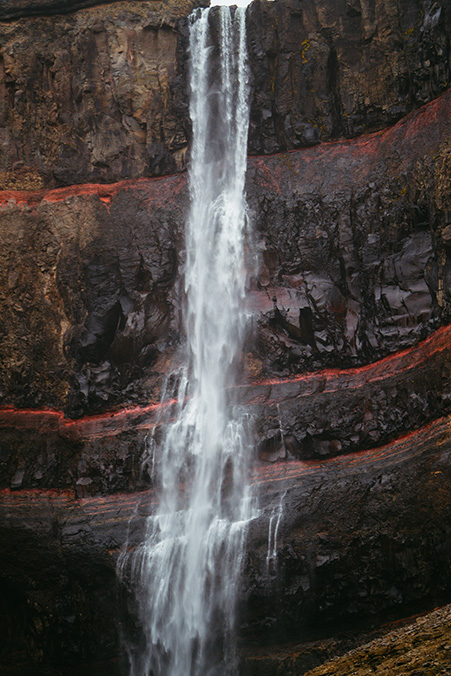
266, 490, 287, 573
119, 7, 255, 676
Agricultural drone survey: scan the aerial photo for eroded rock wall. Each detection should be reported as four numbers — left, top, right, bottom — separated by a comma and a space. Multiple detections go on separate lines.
1, 0, 449, 187
246, 0, 451, 153
0, 1, 206, 187
1, 1, 451, 675
1, 417, 451, 675
0, 91, 449, 427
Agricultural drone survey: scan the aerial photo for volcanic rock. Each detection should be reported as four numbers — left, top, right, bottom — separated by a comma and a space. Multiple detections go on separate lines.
246, 0, 451, 153
0, 1, 451, 674
0, 90, 449, 419
0, 1, 204, 186
1, 416, 451, 674
1, 0, 450, 186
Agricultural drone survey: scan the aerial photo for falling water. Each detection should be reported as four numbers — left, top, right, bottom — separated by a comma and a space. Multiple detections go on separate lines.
266, 490, 286, 573
120, 7, 254, 676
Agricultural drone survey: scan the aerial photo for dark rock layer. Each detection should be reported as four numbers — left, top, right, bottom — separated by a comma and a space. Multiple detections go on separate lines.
1, 417, 450, 674
1, 322, 450, 497
0, 2, 450, 673
242, 416, 451, 651
248, 88, 451, 377
246, 0, 451, 154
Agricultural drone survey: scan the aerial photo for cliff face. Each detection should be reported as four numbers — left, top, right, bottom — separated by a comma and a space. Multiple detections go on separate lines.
1, 0, 449, 187
0, 1, 206, 187
246, 0, 451, 152
1, 0, 451, 674
2, 419, 451, 675
0, 90, 449, 434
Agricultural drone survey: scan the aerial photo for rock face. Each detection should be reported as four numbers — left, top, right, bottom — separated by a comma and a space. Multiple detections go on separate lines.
246, 0, 451, 153
0, 90, 449, 421
241, 416, 451, 655
1, 323, 450, 496
1, 0, 449, 187
1, 417, 451, 675
0, 1, 206, 187
0, 87, 450, 673
0, 0, 451, 674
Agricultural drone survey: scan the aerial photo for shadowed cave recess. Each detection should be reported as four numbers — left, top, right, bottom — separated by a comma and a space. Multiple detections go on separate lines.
0, 0, 451, 674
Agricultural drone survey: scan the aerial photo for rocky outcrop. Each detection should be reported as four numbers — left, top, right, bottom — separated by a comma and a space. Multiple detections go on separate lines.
249, 88, 451, 376
0, 1, 205, 187
1, 322, 450, 497
246, 0, 451, 153
0, 89, 449, 420
1, 1, 451, 674
303, 603, 451, 676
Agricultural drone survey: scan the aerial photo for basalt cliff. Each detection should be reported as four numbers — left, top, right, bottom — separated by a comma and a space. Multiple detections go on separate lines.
0, 1, 451, 674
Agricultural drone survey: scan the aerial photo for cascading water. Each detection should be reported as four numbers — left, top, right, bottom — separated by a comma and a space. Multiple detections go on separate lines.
119, 6, 254, 676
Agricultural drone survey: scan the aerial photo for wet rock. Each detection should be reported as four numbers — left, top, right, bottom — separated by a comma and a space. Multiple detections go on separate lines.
240, 417, 451, 652
0, 91, 450, 425
4, 416, 450, 673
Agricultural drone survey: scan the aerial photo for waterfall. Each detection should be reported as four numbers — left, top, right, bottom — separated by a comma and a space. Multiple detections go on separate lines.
119, 6, 254, 676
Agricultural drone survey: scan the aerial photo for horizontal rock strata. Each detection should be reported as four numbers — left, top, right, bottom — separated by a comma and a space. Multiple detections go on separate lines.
249, 87, 451, 377
1, 322, 450, 495
0, 3, 450, 672
1, 416, 451, 672
241, 414, 451, 651
0, 90, 449, 418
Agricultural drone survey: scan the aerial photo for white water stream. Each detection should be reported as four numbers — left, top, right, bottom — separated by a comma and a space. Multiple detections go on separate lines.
120, 7, 255, 676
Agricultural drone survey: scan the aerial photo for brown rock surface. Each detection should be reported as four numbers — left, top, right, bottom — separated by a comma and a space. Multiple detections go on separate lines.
1, 323, 450, 497
0, 3, 450, 673
249, 89, 451, 376
0, 175, 187, 414
0, 1, 204, 186
1, 0, 449, 186
303, 604, 451, 676
0, 90, 449, 418
246, 0, 451, 153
